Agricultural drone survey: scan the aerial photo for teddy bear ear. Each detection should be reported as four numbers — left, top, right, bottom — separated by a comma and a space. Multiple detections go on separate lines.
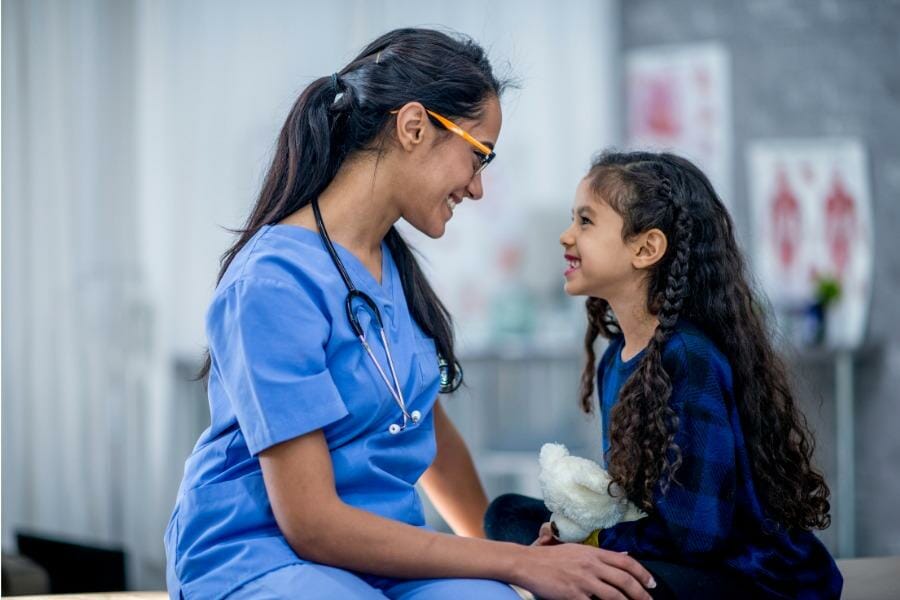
539, 443, 569, 465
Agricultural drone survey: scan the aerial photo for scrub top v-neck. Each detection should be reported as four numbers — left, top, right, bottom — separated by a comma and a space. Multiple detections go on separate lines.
165, 224, 441, 599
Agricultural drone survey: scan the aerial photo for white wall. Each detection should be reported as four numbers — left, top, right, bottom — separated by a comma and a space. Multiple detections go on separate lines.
3, 0, 620, 588
136, 0, 621, 357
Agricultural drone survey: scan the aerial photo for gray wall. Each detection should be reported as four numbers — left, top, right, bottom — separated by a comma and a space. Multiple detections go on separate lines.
620, 0, 900, 556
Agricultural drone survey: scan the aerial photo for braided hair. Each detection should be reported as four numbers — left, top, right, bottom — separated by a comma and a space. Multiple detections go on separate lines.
578, 151, 831, 530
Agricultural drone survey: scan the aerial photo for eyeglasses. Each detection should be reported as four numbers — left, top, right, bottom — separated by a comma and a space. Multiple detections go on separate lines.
391, 107, 496, 175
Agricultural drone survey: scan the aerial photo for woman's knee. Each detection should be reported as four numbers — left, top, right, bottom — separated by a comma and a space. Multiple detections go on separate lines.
226, 563, 384, 599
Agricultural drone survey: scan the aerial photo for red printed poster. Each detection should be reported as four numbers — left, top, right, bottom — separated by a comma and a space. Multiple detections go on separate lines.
748, 140, 872, 348
627, 43, 732, 206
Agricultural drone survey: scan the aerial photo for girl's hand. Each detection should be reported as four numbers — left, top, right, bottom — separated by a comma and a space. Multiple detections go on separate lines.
532, 521, 562, 546
515, 543, 656, 600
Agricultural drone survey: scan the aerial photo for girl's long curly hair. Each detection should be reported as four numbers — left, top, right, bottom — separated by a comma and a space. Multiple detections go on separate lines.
578, 151, 831, 531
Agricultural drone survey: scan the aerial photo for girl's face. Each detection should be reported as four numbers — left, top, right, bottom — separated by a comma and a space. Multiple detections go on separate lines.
559, 178, 637, 298
395, 96, 502, 238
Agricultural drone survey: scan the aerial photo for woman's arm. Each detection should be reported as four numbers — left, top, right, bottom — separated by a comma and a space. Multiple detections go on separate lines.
260, 429, 657, 600
418, 401, 488, 538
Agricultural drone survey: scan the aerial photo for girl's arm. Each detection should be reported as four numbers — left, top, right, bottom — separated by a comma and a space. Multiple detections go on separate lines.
418, 401, 488, 538
598, 375, 737, 557
260, 428, 657, 600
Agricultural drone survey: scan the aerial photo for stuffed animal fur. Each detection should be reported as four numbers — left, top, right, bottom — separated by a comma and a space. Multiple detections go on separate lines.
538, 443, 645, 543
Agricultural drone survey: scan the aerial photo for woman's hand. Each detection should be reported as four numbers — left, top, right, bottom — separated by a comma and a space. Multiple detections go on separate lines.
519, 531, 656, 600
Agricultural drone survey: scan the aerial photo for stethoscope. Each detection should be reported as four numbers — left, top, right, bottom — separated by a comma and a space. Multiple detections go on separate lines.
312, 198, 462, 435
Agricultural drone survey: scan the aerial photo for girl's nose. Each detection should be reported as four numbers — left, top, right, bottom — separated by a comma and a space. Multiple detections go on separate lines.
560, 223, 574, 247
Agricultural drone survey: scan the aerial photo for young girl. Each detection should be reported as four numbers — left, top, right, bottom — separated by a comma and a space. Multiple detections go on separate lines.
487, 151, 843, 599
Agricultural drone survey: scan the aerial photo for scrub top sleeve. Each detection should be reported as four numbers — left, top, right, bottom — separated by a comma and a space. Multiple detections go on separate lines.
207, 277, 348, 456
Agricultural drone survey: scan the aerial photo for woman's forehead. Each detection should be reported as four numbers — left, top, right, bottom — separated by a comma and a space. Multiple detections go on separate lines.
467, 96, 502, 143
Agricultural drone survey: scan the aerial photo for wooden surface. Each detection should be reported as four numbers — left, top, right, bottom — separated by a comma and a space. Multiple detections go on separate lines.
13, 594, 167, 599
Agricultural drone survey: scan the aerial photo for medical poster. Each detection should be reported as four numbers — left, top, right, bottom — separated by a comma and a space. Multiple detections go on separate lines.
626, 43, 733, 205
747, 139, 873, 349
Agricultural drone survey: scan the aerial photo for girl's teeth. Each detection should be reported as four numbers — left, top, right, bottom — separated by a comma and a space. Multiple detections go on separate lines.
446, 197, 455, 212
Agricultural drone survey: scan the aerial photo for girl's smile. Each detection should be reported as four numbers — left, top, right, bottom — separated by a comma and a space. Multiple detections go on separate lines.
564, 253, 581, 278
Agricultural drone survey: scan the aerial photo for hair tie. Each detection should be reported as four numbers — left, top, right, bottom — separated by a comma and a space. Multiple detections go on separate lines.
330, 73, 346, 107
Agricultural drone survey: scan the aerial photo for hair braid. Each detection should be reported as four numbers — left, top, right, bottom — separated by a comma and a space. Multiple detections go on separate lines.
580, 297, 617, 413
608, 177, 694, 509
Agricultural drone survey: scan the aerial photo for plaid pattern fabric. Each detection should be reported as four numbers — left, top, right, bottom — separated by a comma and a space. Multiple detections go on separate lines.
596, 320, 842, 600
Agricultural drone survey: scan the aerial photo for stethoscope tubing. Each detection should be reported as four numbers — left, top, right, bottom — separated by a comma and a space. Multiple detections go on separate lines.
312, 198, 419, 434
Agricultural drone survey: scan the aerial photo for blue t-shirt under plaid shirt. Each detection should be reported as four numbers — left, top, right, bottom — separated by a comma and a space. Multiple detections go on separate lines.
596, 320, 842, 599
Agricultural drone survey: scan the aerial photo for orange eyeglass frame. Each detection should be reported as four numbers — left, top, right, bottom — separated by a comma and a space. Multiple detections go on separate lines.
390, 107, 496, 174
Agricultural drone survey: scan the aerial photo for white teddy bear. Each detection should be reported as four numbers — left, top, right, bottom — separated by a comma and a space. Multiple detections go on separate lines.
538, 443, 646, 544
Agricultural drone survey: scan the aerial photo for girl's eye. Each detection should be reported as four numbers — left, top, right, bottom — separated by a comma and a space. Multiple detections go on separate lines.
580, 216, 592, 226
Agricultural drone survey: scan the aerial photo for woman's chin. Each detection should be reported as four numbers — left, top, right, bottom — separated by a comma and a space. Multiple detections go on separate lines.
424, 220, 446, 239
427, 211, 451, 238
403, 214, 446, 239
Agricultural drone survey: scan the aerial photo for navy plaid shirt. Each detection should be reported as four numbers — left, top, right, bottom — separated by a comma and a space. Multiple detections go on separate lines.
596, 320, 842, 599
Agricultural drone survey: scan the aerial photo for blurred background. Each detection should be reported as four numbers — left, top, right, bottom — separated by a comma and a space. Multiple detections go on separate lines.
3, 0, 899, 593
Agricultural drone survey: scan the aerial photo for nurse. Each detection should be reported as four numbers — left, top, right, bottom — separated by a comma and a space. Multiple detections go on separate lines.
165, 27, 657, 600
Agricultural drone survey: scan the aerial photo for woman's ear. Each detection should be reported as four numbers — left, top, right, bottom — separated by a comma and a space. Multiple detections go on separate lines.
393, 102, 428, 151
631, 228, 668, 270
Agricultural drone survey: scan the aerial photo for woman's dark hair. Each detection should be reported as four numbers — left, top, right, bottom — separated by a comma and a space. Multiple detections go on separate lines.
198, 28, 508, 384
578, 150, 831, 532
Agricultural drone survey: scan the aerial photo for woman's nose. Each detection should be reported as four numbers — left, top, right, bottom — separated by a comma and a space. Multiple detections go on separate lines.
466, 173, 484, 200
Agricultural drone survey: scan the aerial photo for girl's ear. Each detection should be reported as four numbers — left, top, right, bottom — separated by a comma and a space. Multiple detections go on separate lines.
631, 228, 668, 270
394, 102, 428, 151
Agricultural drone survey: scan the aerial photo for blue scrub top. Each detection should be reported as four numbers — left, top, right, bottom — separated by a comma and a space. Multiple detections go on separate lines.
165, 224, 441, 599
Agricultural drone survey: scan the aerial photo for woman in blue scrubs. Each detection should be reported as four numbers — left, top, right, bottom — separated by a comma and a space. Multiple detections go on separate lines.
164, 28, 657, 600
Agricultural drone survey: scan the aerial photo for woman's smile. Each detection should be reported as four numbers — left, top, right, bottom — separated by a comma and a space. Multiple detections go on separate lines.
444, 194, 463, 220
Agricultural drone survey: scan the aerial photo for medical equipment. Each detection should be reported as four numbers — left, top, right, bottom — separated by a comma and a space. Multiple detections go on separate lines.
312, 198, 462, 434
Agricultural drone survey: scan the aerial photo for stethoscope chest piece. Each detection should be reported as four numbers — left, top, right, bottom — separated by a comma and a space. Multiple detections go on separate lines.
439, 357, 463, 394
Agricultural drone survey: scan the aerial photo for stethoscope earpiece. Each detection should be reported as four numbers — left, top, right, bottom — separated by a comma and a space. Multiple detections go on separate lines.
388, 409, 422, 435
